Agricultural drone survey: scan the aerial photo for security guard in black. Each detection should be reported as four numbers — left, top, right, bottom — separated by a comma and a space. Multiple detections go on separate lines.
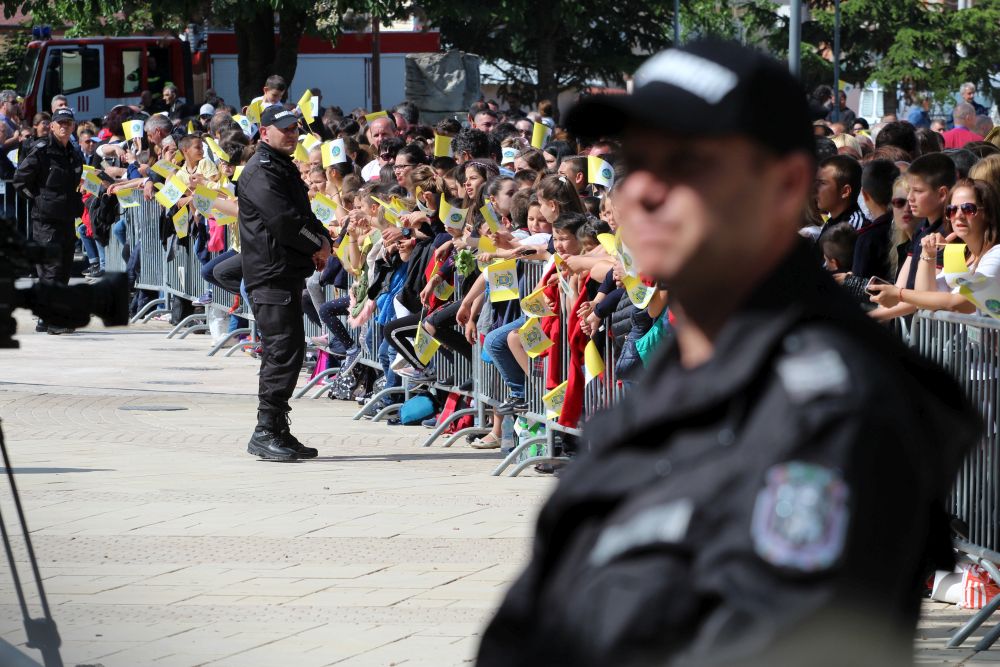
13, 107, 83, 285
238, 105, 330, 461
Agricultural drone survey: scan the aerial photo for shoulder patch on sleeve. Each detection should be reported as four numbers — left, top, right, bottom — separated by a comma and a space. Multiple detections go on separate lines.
33, 140, 46, 149
776, 344, 850, 404
751, 461, 849, 572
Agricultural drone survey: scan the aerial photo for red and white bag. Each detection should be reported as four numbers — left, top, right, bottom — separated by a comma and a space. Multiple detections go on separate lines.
962, 564, 1000, 609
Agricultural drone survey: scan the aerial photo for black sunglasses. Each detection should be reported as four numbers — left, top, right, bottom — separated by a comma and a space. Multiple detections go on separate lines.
891, 198, 908, 209
946, 202, 981, 218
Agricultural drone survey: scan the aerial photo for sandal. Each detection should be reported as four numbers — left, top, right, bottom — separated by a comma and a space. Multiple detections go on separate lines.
470, 433, 501, 449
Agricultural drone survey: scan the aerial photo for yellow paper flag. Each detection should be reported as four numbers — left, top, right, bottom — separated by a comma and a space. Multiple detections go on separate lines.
205, 136, 230, 163
413, 322, 441, 366
233, 115, 252, 137
192, 185, 218, 215
293, 143, 309, 163
488, 258, 519, 302
616, 230, 639, 277
520, 287, 556, 318
587, 155, 615, 188
246, 99, 263, 125
301, 133, 321, 151
584, 339, 605, 384
322, 139, 347, 167
154, 174, 187, 209
477, 235, 497, 271
518, 316, 554, 358
151, 159, 178, 180
439, 194, 468, 230
311, 193, 339, 224
215, 214, 237, 226
172, 206, 190, 239
364, 110, 389, 123
623, 274, 654, 309
433, 134, 453, 158
187, 120, 195, 135
480, 201, 500, 233
942, 243, 970, 289
597, 233, 617, 256
122, 119, 144, 141
80, 171, 102, 196
335, 237, 350, 265
115, 187, 141, 208
232, 166, 244, 182
531, 122, 551, 149
542, 381, 568, 419
434, 280, 455, 300
297, 89, 315, 125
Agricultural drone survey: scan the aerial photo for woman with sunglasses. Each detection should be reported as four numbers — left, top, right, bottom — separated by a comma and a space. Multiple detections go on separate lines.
870, 178, 1000, 314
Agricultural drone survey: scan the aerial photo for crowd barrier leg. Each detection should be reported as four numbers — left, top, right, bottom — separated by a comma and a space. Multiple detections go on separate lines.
421, 407, 478, 447
294, 369, 341, 399
178, 322, 211, 338
353, 386, 406, 420
129, 297, 167, 324
491, 436, 547, 476
947, 545, 1000, 649
207, 328, 251, 356
222, 322, 256, 357
168, 314, 208, 338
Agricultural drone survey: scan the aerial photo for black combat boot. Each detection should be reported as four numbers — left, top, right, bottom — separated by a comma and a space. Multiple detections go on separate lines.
247, 410, 299, 461
276, 412, 318, 459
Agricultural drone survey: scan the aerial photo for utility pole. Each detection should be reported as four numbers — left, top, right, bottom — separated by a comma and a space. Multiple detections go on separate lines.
371, 15, 381, 111
789, 0, 801, 77
832, 0, 841, 122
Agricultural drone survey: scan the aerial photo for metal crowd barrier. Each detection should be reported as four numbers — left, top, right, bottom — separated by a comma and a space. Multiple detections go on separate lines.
910, 310, 1000, 650
0, 179, 32, 241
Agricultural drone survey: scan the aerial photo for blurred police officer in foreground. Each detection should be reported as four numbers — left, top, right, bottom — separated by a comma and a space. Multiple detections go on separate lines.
476, 41, 979, 667
239, 105, 330, 461
13, 107, 83, 334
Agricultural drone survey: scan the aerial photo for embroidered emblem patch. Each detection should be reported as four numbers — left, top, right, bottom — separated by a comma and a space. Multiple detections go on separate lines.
751, 461, 849, 572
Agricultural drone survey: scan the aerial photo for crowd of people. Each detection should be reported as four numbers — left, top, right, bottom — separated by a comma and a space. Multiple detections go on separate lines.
14, 68, 1000, 463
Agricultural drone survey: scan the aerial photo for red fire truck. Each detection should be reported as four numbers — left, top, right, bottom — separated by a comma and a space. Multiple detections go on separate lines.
15, 28, 440, 120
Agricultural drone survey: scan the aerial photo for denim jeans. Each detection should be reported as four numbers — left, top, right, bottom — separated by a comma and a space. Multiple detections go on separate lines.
201, 248, 237, 291
378, 335, 400, 389
112, 217, 127, 248
484, 315, 527, 399
77, 223, 106, 269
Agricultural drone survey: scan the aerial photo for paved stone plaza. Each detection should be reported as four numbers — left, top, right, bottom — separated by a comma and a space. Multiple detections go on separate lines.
0, 310, 997, 666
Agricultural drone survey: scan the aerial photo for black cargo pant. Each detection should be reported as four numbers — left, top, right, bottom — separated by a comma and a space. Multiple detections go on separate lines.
250, 280, 306, 415
32, 216, 76, 284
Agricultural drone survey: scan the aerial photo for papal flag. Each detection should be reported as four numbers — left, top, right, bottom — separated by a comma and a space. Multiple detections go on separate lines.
584, 339, 606, 384
414, 322, 441, 366
477, 235, 497, 271
623, 274, 655, 309
488, 258, 519, 302
193, 185, 218, 216
440, 194, 469, 230
596, 232, 617, 256
154, 174, 187, 209
205, 136, 230, 163
542, 381, 568, 419
531, 121, 552, 149
587, 155, 614, 188
335, 237, 350, 265
480, 201, 501, 233
122, 119, 144, 141
115, 187, 142, 208
311, 193, 339, 224
518, 316, 554, 358
172, 206, 190, 239
434, 134, 453, 157
322, 139, 348, 167
297, 89, 315, 125
520, 286, 556, 318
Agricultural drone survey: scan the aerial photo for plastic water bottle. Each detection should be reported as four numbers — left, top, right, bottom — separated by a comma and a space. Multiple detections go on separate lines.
500, 415, 516, 455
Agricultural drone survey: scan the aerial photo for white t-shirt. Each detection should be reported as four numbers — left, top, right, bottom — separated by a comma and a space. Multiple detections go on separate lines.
938, 244, 1000, 313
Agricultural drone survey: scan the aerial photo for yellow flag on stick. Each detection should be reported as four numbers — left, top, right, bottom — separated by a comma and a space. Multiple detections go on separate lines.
518, 316, 554, 358
440, 194, 468, 230
154, 174, 187, 209
365, 110, 389, 122
301, 133, 321, 151
413, 322, 441, 366
293, 142, 309, 163
542, 381, 568, 419
232, 115, 252, 137
335, 237, 351, 265
488, 258, 519, 302
531, 122, 551, 149
297, 89, 315, 125
477, 235, 497, 271
214, 213, 237, 226
231, 166, 244, 182
520, 287, 556, 318
433, 134, 453, 158
205, 136, 230, 163
434, 280, 455, 300
80, 171, 102, 196
942, 243, 970, 289
246, 99, 263, 125
192, 185, 218, 215
584, 339, 606, 384
622, 274, 654, 309
172, 206, 190, 239
322, 139, 347, 167
187, 120, 195, 135
115, 187, 141, 208
151, 159, 178, 180
587, 155, 615, 188
122, 119, 144, 141
597, 233, 617, 256
616, 230, 639, 277
480, 201, 500, 233
311, 193, 339, 224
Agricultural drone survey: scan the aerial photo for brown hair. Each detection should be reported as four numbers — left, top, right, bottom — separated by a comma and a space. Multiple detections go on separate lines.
537, 174, 585, 216
952, 177, 1000, 248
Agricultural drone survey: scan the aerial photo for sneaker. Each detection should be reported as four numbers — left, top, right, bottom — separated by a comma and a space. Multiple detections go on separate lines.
47, 326, 76, 335
90, 268, 105, 278
35, 320, 47, 333
310, 334, 330, 348
390, 353, 408, 372
341, 345, 362, 374
421, 416, 438, 429
83, 263, 99, 277
193, 291, 213, 306
397, 366, 436, 383
496, 397, 529, 416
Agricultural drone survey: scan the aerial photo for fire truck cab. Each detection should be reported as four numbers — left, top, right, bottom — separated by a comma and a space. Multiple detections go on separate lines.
16, 36, 191, 120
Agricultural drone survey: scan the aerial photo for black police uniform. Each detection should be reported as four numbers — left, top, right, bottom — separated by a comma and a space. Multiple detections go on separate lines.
238, 140, 328, 459
476, 242, 979, 667
12, 133, 84, 284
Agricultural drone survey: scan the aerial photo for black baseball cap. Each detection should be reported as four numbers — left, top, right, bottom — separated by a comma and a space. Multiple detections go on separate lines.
52, 108, 75, 123
566, 40, 813, 158
260, 104, 298, 129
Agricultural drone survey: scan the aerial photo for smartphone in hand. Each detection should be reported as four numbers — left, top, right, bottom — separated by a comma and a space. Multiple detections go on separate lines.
866, 276, 892, 295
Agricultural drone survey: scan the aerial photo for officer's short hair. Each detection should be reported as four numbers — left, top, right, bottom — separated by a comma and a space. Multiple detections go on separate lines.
820, 154, 862, 199
145, 113, 172, 133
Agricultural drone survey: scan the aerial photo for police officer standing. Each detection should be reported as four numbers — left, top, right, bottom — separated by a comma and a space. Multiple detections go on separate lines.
476, 41, 979, 667
13, 107, 83, 335
238, 105, 330, 461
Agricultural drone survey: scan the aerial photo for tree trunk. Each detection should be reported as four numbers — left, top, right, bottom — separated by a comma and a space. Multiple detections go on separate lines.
235, 8, 275, 106
534, 5, 559, 119
234, 6, 308, 106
